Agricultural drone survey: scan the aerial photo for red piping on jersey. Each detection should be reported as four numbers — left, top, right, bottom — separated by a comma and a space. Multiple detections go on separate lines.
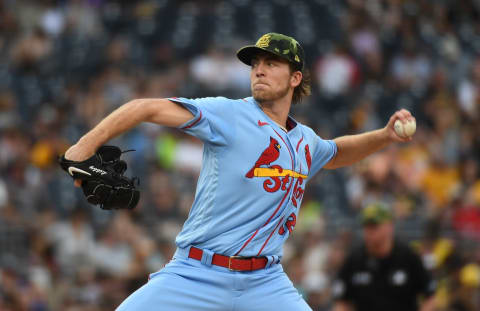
257, 216, 285, 256
181, 110, 203, 129
235, 127, 295, 256
272, 128, 294, 170
234, 182, 292, 256
235, 228, 259, 256
296, 136, 304, 152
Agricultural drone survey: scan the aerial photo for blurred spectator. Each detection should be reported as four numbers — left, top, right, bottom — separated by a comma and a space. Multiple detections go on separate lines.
457, 56, 480, 120
10, 27, 52, 69
189, 46, 250, 99
390, 39, 431, 92
45, 208, 96, 275
314, 44, 359, 97
332, 203, 436, 311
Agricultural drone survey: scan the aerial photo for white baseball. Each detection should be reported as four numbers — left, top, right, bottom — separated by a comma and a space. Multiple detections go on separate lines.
394, 119, 416, 137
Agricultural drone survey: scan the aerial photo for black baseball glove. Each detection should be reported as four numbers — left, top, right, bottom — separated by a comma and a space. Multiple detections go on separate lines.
59, 145, 140, 210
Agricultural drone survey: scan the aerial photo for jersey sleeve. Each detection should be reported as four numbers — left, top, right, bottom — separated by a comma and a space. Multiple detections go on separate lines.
168, 97, 234, 145
308, 135, 337, 178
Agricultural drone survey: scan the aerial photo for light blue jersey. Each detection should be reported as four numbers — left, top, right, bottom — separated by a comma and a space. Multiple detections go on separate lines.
117, 32, 336, 311
117, 97, 336, 311
169, 96, 337, 258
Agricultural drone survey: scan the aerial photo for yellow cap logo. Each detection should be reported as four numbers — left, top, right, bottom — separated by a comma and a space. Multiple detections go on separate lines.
256, 34, 271, 48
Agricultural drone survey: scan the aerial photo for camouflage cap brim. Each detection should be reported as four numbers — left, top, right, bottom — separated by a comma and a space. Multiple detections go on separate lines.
237, 46, 279, 65
362, 218, 387, 226
237, 45, 303, 71
360, 203, 393, 226
237, 45, 264, 66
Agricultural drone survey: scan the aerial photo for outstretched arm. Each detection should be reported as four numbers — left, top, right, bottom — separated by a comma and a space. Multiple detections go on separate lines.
65, 98, 193, 165
324, 109, 414, 169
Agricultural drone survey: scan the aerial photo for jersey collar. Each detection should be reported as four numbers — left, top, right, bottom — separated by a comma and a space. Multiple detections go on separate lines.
248, 97, 298, 133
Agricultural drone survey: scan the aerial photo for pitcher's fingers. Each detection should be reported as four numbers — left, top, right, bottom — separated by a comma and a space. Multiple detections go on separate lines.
74, 179, 82, 187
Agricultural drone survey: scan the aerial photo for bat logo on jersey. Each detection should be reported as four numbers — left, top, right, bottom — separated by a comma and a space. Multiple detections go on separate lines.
246, 137, 309, 197
278, 212, 296, 235
245, 137, 281, 178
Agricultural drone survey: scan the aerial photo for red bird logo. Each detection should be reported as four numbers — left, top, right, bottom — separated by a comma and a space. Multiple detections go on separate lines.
305, 144, 312, 171
245, 137, 281, 178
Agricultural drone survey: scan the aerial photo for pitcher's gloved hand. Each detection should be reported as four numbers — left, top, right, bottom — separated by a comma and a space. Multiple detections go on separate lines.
59, 145, 140, 210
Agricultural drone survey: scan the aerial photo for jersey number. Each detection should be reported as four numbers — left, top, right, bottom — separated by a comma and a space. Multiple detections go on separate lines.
279, 213, 297, 235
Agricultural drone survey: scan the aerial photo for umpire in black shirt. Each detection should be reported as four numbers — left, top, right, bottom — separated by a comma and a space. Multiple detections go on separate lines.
332, 203, 437, 311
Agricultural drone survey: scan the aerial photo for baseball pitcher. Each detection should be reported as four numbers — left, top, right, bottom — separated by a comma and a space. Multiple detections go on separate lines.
62, 33, 415, 310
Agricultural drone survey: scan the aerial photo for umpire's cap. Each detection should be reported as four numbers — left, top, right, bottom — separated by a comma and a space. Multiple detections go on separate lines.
237, 32, 305, 71
361, 203, 393, 226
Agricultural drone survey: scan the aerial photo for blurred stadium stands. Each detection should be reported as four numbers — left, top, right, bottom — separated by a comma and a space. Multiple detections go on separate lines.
1, 0, 480, 310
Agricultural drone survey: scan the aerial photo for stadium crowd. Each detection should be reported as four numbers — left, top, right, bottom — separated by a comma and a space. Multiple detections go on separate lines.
1, 0, 480, 310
